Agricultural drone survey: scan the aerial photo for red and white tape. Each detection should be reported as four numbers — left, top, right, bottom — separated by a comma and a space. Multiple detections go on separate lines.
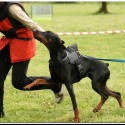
57, 30, 125, 35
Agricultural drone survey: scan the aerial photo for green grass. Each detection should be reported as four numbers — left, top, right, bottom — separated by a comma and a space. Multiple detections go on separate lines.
1, 2, 125, 123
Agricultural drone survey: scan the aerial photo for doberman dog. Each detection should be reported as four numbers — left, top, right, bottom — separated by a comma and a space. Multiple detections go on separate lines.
25, 31, 124, 122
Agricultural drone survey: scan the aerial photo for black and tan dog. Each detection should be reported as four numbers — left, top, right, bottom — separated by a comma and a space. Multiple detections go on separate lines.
25, 31, 124, 122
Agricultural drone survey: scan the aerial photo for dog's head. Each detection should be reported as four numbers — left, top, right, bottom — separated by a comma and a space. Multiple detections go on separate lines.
34, 31, 66, 51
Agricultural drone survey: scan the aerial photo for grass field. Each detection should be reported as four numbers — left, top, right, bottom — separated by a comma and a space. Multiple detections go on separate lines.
1, 2, 125, 123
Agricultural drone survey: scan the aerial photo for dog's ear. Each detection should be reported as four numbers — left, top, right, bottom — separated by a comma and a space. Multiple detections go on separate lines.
105, 63, 109, 67
61, 40, 65, 44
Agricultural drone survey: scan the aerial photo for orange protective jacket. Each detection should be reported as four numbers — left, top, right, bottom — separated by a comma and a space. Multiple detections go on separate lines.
0, 2, 36, 63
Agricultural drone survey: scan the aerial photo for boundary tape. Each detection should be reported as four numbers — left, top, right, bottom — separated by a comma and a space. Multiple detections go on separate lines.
57, 30, 125, 35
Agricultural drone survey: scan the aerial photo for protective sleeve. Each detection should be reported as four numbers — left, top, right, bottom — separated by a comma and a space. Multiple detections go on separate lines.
8, 4, 45, 32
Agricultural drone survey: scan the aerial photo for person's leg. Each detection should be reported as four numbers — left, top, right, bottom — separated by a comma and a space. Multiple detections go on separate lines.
12, 60, 64, 103
0, 45, 12, 117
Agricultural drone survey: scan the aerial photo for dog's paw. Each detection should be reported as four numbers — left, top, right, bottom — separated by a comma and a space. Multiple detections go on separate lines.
73, 117, 80, 122
93, 108, 99, 113
0, 111, 5, 118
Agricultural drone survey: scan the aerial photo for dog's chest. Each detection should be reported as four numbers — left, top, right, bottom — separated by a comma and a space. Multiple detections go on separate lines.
49, 60, 82, 83
49, 61, 64, 80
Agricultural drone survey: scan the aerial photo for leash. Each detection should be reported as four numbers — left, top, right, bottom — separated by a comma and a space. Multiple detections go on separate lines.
95, 58, 125, 63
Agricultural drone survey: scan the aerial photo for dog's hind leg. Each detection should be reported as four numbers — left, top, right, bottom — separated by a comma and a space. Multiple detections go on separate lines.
92, 80, 124, 112
98, 75, 124, 109
92, 81, 109, 112
105, 87, 124, 108
93, 96, 107, 112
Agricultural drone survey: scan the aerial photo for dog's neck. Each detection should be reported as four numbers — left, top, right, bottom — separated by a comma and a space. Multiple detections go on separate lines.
49, 46, 66, 62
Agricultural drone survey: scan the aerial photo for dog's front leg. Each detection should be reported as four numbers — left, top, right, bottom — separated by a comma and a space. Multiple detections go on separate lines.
65, 83, 80, 122
23, 79, 48, 90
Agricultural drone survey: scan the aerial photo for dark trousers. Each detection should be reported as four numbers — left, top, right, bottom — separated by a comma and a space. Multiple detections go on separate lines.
0, 44, 59, 112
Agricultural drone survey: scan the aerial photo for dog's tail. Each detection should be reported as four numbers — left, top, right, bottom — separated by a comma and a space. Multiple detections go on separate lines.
105, 63, 109, 67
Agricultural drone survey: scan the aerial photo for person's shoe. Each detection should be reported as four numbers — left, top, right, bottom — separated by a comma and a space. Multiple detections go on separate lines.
54, 84, 64, 104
